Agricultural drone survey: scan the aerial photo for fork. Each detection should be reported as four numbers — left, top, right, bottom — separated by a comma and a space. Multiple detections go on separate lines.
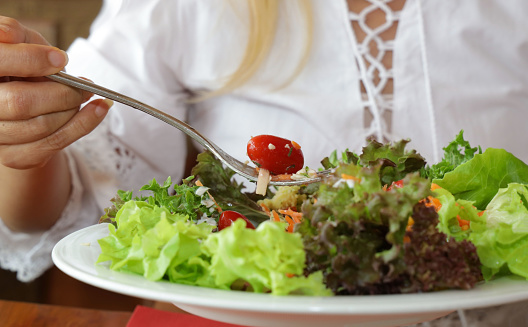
47, 72, 330, 186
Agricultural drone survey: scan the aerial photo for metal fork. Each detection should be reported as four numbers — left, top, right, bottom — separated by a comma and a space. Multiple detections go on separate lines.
47, 72, 329, 186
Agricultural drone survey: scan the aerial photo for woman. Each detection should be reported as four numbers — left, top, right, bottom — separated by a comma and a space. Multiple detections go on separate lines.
0, 0, 527, 325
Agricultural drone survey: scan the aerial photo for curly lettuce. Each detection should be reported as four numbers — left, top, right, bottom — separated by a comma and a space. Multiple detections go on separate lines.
297, 162, 434, 295
321, 138, 426, 188
404, 202, 482, 292
422, 130, 481, 180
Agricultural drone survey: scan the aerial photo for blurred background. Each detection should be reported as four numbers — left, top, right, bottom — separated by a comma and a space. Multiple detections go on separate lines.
0, 0, 148, 311
0, 0, 102, 49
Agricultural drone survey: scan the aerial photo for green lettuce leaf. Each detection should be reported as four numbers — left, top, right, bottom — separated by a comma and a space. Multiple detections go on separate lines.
469, 183, 528, 280
433, 148, 528, 210
97, 201, 208, 279
97, 200, 330, 295
202, 219, 331, 296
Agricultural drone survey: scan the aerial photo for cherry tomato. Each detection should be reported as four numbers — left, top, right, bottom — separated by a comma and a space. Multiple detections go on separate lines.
386, 179, 404, 191
218, 210, 256, 231
247, 135, 304, 175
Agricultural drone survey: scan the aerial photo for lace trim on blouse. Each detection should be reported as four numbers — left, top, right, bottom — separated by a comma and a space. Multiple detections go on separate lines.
348, 0, 403, 142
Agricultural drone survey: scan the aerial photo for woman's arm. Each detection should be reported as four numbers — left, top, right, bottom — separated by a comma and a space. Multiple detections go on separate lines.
0, 16, 112, 232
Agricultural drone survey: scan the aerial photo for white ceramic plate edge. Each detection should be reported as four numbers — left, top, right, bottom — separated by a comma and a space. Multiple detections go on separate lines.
52, 223, 528, 316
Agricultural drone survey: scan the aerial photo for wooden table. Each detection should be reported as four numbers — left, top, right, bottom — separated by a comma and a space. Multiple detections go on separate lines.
0, 299, 132, 327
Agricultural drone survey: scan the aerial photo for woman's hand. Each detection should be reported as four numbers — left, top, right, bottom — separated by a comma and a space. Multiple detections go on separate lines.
0, 16, 112, 170
0, 16, 113, 231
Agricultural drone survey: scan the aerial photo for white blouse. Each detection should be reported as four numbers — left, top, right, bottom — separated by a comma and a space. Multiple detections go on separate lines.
2, 0, 528, 290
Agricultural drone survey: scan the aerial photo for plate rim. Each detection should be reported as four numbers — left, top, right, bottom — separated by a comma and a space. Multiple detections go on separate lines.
52, 223, 528, 316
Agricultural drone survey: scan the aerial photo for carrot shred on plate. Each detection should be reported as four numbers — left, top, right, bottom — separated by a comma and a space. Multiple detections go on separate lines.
284, 215, 295, 233
340, 173, 361, 182
272, 210, 281, 222
430, 183, 442, 190
278, 209, 302, 223
457, 215, 470, 227
406, 217, 414, 232
260, 203, 271, 215
424, 196, 442, 211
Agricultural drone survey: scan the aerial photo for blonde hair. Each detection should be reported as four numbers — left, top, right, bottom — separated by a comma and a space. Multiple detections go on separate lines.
196, 0, 313, 101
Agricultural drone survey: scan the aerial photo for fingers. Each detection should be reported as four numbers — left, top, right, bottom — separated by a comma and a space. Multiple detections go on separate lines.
0, 16, 101, 170
0, 16, 68, 77
0, 108, 77, 144
0, 80, 91, 120
0, 99, 113, 170
45, 98, 113, 150
0, 43, 68, 77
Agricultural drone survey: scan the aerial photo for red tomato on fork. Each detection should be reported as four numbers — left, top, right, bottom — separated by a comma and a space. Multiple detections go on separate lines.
247, 135, 304, 175
218, 210, 256, 231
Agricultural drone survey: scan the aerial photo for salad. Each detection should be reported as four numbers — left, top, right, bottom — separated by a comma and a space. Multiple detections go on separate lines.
96, 131, 528, 296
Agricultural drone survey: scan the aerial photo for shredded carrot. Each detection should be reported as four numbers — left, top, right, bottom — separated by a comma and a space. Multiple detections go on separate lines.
461, 225, 470, 231
284, 215, 295, 233
291, 140, 301, 150
478, 210, 485, 217
260, 203, 271, 215
271, 174, 292, 181
423, 196, 442, 211
195, 180, 222, 212
272, 210, 281, 222
457, 215, 470, 227
404, 218, 413, 242
406, 217, 414, 232
278, 208, 303, 221
285, 273, 295, 278
430, 183, 442, 190
341, 173, 361, 182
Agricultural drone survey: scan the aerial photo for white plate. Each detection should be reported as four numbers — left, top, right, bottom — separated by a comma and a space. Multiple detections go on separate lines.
52, 223, 528, 327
